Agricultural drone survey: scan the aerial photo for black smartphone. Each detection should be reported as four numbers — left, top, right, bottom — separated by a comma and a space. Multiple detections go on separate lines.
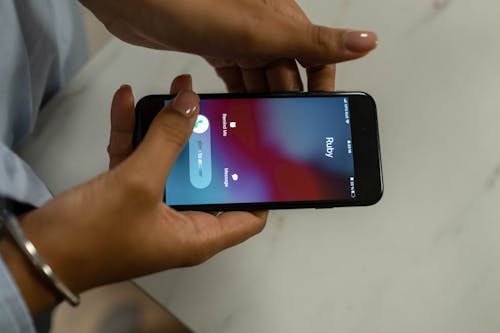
134, 92, 383, 211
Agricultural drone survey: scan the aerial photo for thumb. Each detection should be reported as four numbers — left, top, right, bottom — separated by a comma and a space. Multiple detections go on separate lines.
243, 11, 378, 65
128, 90, 200, 192
293, 27, 378, 65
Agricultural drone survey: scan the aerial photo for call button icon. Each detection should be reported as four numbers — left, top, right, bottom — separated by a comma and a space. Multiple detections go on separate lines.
189, 114, 212, 189
193, 115, 209, 134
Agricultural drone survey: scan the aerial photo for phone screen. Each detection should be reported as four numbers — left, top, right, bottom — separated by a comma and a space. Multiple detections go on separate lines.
165, 96, 357, 206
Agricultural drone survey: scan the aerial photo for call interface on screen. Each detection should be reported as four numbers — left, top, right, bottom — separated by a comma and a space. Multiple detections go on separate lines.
165, 96, 356, 206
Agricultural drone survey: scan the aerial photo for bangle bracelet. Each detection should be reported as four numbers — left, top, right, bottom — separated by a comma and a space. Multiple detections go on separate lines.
0, 210, 80, 306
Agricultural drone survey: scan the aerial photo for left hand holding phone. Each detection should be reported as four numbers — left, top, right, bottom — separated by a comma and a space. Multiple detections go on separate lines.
0, 75, 267, 314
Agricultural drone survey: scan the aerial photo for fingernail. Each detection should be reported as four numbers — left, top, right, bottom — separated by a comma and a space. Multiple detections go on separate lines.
171, 90, 199, 117
343, 31, 378, 53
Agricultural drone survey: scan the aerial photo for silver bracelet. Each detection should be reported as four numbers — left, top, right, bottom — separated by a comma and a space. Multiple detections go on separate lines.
0, 209, 80, 306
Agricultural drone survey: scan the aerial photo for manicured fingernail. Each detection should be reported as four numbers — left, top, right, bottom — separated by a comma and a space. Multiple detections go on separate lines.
171, 90, 199, 117
343, 31, 378, 53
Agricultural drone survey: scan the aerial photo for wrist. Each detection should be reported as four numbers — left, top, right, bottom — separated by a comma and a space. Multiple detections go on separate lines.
0, 211, 85, 313
0, 230, 60, 314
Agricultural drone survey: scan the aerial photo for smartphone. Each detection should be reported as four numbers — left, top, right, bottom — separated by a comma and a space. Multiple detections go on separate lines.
134, 92, 383, 211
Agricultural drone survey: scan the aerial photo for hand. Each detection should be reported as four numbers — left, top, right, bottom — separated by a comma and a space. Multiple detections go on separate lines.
80, 0, 378, 92
0, 75, 266, 314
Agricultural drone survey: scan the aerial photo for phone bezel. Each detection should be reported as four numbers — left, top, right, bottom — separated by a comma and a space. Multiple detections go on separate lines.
134, 92, 383, 211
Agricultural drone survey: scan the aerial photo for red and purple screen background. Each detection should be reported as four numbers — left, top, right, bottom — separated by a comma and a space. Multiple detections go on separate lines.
166, 96, 355, 205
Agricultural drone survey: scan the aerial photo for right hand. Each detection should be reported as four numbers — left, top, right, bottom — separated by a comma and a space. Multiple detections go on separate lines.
81, 0, 377, 92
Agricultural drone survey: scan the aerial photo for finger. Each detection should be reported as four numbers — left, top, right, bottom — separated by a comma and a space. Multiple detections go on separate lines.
182, 210, 268, 253
214, 210, 268, 249
236, 9, 377, 65
215, 66, 246, 93
265, 59, 303, 92
241, 68, 269, 93
108, 85, 135, 169
306, 64, 336, 92
298, 28, 378, 65
205, 57, 246, 93
170, 74, 193, 94
128, 90, 200, 193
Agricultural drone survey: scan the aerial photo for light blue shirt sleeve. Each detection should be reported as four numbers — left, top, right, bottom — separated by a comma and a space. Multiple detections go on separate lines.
0, 142, 52, 207
0, 1, 88, 331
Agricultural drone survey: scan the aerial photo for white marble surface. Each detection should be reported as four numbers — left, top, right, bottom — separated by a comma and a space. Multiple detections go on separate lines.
18, 0, 500, 332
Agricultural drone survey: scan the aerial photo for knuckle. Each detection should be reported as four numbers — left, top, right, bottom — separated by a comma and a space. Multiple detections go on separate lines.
153, 114, 190, 149
120, 169, 156, 201
310, 25, 332, 53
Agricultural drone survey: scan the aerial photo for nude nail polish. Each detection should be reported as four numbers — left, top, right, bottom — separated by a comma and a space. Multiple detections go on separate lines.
344, 31, 378, 53
171, 91, 200, 117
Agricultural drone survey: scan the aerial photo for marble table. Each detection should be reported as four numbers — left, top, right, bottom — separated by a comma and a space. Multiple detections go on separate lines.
18, 0, 500, 332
